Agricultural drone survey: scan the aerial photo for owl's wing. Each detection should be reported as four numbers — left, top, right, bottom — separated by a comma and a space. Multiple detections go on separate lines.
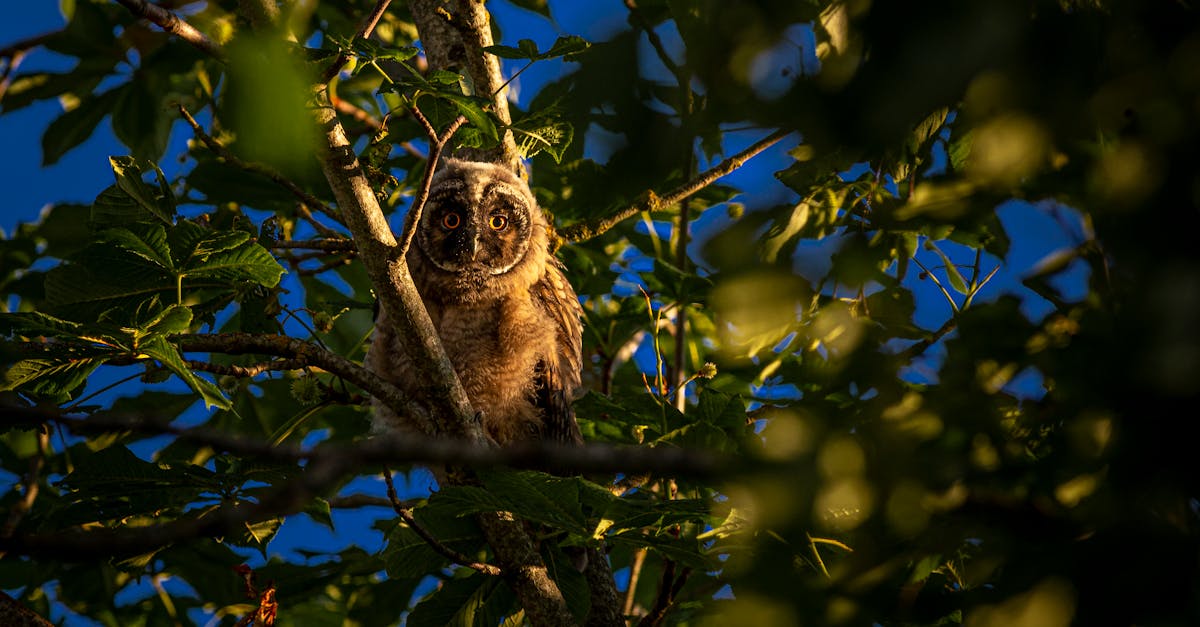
531, 258, 584, 445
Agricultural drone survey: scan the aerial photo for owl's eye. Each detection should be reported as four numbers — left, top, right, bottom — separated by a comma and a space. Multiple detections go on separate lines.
441, 212, 462, 230
488, 215, 509, 231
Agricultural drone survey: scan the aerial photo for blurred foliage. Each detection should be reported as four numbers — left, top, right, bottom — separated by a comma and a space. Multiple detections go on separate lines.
2, 0, 1200, 625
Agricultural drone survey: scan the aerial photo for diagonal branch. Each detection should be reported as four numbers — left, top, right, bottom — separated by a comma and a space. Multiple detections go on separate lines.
383, 469, 502, 576
178, 105, 345, 226
396, 105, 467, 258
114, 0, 225, 61
557, 129, 792, 244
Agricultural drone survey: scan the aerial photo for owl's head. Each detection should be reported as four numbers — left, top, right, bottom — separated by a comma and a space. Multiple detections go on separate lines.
413, 159, 549, 298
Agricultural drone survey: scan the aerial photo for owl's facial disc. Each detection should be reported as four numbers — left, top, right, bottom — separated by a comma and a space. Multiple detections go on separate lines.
419, 185, 533, 278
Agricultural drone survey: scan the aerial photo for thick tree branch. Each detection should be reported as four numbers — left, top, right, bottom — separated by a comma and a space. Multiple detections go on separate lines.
408, 0, 521, 172
12, 408, 726, 479
114, 0, 225, 61
558, 129, 792, 243
0, 407, 728, 563
384, 470, 503, 576
178, 105, 345, 226
312, 71, 575, 625
311, 88, 479, 439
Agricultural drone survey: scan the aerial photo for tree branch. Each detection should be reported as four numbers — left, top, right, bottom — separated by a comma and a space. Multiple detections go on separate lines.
312, 85, 478, 439
173, 332, 427, 432
114, 0, 225, 61
0, 407, 729, 563
397, 105, 466, 258
178, 105, 345, 226
0, 30, 56, 60
270, 238, 357, 252
897, 317, 958, 361
185, 357, 307, 378
383, 470, 502, 576
408, 0, 521, 172
558, 129, 792, 243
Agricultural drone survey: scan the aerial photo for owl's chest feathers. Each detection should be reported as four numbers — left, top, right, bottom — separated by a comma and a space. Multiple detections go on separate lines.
427, 293, 554, 436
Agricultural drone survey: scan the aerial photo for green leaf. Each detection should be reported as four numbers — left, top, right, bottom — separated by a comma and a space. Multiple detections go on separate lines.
485, 36, 590, 61
97, 225, 175, 272
923, 240, 968, 294
142, 304, 193, 336
180, 238, 285, 288
0, 357, 105, 403
140, 335, 230, 409
109, 156, 176, 226
542, 35, 591, 60
185, 160, 305, 211
484, 44, 534, 60
510, 107, 574, 163
305, 498, 335, 531
0, 68, 106, 114
407, 575, 515, 627
440, 93, 499, 142
0, 311, 87, 337
41, 86, 123, 166
112, 78, 172, 163
436, 470, 591, 534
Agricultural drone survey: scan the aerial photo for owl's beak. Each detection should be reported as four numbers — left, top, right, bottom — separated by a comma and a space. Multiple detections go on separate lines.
469, 236, 481, 260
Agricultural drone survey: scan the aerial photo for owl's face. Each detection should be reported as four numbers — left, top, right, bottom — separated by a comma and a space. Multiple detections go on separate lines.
415, 160, 544, 287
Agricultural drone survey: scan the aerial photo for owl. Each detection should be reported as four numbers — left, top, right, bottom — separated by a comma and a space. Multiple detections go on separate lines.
365, 159, 584, 446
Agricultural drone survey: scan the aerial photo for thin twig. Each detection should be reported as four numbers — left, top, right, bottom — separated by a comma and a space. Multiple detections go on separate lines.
328, 494, 395, 509
321, 0, 395, 83
383, 469, 502, 576
298, 256, 354, 275
295, 203, 345, 239
395, 106, 467, 259
0, 49, 26, 103
558, 129, 791, 243
114, 0, 225, 61
623, 0, 684, 82
623, 547, 648, 616
178, 104, 345, 225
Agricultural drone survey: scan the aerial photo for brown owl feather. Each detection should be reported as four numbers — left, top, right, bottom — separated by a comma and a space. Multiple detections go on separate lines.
365, 159, 584, 445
